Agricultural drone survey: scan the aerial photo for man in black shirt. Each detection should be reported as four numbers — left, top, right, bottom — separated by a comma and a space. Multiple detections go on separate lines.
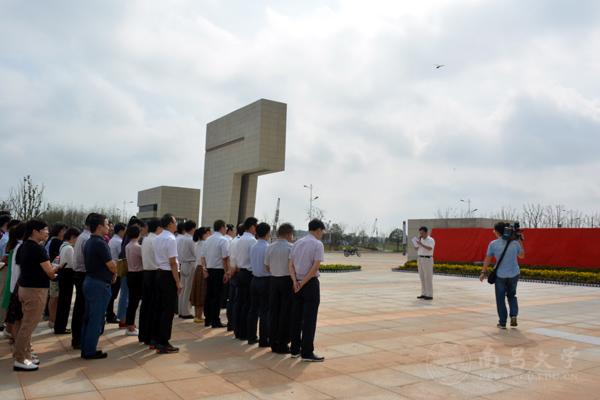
81, 213, 117, 359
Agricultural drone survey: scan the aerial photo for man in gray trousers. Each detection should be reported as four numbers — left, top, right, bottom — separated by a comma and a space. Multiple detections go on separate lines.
414, 226, 435, 300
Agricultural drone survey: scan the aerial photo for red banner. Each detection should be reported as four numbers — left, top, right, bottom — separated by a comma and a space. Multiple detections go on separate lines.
430, 228, 600, 268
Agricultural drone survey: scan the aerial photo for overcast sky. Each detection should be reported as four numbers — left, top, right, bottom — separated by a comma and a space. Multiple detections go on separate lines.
1, 0, 599, 233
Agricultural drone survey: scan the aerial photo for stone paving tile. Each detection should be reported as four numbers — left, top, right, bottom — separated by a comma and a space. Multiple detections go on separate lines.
1, 252, 600, 400
100, 382, 182, 400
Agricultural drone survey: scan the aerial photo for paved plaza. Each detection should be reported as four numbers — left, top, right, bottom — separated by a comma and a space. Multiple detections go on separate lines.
2, 252, 600, 399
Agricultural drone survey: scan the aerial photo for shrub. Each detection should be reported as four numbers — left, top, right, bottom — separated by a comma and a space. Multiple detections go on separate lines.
320, 264, 362, 273
396, 262, 600, 284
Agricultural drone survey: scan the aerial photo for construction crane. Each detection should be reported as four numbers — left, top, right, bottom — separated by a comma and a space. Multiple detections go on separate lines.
272, 198, 280, 236
371, 218, 379, 238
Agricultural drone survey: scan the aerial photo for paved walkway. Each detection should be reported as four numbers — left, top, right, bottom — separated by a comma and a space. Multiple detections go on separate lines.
2, 252, 600, 399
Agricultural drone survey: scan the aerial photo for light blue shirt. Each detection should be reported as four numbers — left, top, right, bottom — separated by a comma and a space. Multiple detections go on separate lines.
0, 232, 8, 257
250, 239, 270, 277
487, 239, 523, 278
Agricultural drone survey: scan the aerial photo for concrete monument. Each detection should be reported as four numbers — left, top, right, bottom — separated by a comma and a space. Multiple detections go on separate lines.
201, 99, 286, 226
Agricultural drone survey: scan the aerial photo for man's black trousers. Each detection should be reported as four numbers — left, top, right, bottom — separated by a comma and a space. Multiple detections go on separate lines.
138, 270, 158, 344
269, 276, 292, 352
155, 270, 177, 346
290, 278, 320, 358
204, 269, 225, 327
247, 276, 270, 345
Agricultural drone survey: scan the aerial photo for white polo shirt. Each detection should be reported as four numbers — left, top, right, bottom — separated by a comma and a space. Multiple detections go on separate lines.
153, 230, 178, 271
201, 232, 230, 269
417, 236, 435, 257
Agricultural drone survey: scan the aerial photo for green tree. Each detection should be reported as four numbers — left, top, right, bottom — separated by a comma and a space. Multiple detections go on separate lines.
388, 228, 404, 252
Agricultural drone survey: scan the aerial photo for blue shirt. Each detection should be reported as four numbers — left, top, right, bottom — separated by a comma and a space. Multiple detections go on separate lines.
487, 239, 523, 278
84, 234, 114, 283
250, 239, 270, 277
0, 232, 8, 257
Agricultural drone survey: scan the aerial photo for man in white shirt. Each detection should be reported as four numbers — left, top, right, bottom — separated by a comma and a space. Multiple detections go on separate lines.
224, 224, 240, 332
201, 219, 230, 328
139, 218, 162, 346
289, 219, 326, 362
106, 223, 125, 324
413, 226, 435, 300
177, 220, 197, 319
232, 218, 257, 339
153, 214, 182, 354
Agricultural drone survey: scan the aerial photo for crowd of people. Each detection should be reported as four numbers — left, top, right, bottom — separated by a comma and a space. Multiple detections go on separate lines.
0, 211, 327, 372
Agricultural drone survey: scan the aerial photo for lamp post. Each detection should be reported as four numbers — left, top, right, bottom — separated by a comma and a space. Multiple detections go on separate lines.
122, 200, 135, 222
460, 199, 476, 217
303, 184, 319, 220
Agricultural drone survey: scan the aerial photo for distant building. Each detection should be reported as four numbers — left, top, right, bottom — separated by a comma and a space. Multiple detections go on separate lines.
137, 186, 201, 223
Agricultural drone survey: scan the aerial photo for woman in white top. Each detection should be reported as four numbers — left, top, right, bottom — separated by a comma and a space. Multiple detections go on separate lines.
54, 228, 80, 334
190, 227, 211, 323
2, 222, 25, 342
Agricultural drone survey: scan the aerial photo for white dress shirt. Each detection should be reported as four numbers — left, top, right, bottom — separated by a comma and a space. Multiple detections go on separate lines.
235, 232, 256, 271
201, 232, 230, 269
141, 232, 159, 271
153, 230, 178, 271
417, 236, 435, 256
229, 236, 241, 268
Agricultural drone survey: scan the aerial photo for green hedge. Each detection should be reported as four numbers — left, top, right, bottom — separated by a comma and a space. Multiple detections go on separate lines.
320, 264, 362, 273
398, 261, 600, 284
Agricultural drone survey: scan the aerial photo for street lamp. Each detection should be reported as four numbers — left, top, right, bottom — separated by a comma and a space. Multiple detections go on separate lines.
122, 200, 135, 222
460, 199, 475, 217
303, 184, 319, 220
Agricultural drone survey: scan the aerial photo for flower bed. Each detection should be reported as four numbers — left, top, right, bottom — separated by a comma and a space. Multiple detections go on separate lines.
395, 261, 600, 285
320, 264, 362, 273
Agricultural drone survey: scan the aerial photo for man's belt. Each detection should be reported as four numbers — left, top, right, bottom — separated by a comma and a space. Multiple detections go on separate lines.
419, 255, 432, 258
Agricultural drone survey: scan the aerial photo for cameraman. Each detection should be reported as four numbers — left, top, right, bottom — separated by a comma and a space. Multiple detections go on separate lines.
480, 222, 525, 329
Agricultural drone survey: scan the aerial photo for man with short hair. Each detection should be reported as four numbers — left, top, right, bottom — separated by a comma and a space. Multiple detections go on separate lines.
139, 218, 162, 347
177, 220, 197, 319
247, 222, 271, 347
201, 220, 230, 328
232, 218, 257, 339
414, 226, 435, 300
153, 214, 182, 354
480, 222, 525, 329
289, 219, 326, 362
267, 223, 294, 354
81, 213, 117, 359
71, 214, 93, 350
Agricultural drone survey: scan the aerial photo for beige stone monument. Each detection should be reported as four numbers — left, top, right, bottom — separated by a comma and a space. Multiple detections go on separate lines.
201, 99, 286, 226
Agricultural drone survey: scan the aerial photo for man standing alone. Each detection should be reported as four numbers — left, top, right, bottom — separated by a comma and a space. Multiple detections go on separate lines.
153, 214, 181, 354
289, 219, 326, 362
414, 226, 435, 300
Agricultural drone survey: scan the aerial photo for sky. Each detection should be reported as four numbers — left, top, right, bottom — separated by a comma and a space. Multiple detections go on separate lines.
1, 0, 600, 234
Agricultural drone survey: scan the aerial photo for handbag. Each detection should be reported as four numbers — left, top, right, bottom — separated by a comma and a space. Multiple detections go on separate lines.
488, 240, 512, 285
116, 258, 129, 278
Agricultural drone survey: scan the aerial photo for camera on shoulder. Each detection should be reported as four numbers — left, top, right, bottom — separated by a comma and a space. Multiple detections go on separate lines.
502, 222, 523, 241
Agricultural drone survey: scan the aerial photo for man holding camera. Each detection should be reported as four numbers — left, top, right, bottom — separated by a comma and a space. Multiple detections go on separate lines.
480, 222, 525, 329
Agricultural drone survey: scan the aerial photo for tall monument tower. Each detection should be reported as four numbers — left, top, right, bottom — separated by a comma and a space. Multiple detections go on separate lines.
201, 99, 287, 226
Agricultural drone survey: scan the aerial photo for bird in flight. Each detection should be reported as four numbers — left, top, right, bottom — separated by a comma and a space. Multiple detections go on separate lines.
435, 64, 445, 69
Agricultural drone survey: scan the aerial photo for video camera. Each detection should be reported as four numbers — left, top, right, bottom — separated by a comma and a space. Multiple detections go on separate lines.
502, 222, 523, 241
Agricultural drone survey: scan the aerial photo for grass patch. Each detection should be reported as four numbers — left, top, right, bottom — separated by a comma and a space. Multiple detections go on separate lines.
396, 261, 600, 285
320, 264, 362, 273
